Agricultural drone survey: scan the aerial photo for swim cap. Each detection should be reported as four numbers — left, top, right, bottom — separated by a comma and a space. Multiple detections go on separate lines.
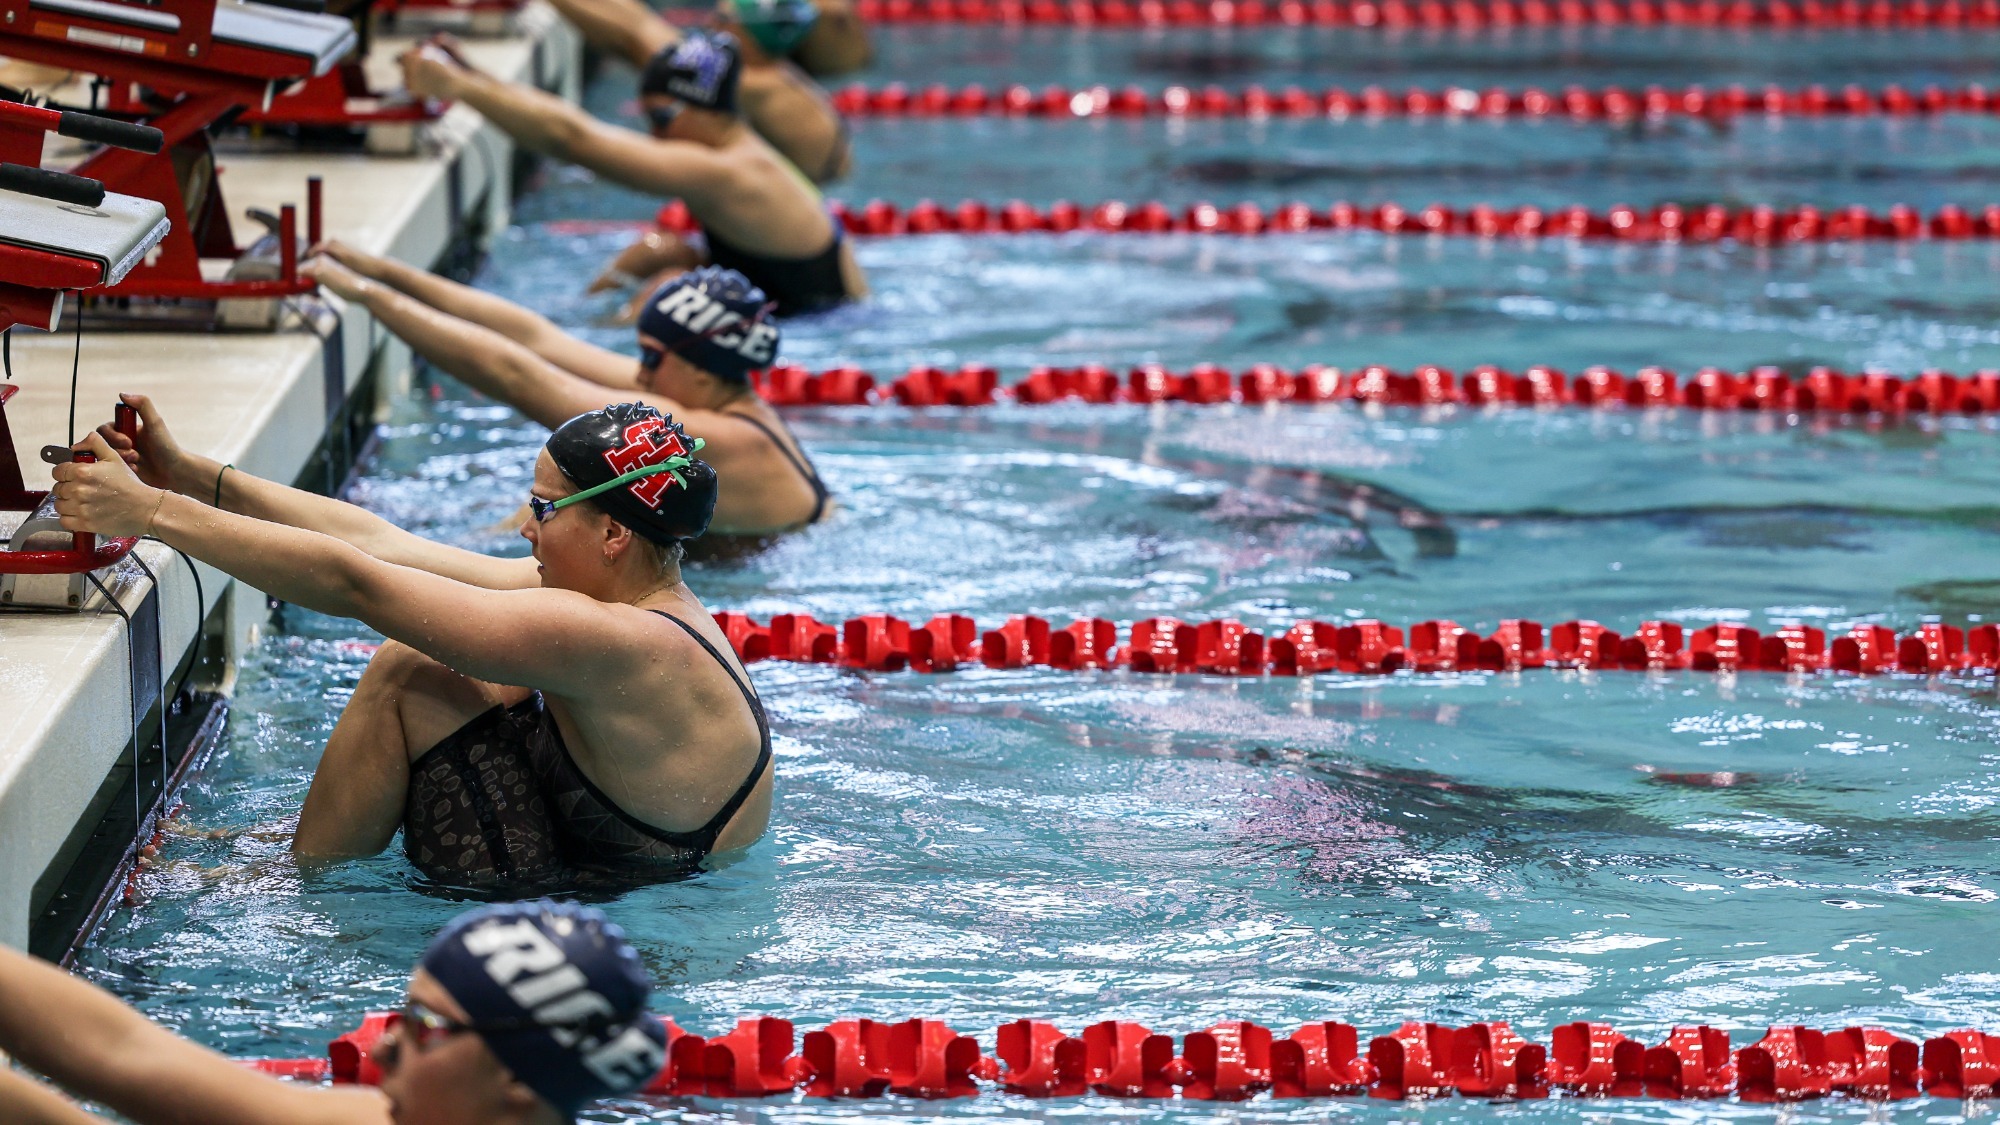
545, 403, 718, 545
639, 30, 742, 114
635, 266, 779, 384
419, 901, 669, 1116
722, 0, 819, 56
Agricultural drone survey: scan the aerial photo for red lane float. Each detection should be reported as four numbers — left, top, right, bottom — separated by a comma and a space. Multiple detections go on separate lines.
835, 80, 2000, 119
249, 1015, 1999, 1103
743, 361, 2000, 417
853, 0, 2000, 26
711, 611, 1999, 677
667, 198, 2000, 243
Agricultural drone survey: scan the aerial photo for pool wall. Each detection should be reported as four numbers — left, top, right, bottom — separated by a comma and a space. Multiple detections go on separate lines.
0, 9, 583, 953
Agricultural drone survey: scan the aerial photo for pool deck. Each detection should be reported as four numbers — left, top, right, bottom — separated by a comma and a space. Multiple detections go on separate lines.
0, 7, 583, 951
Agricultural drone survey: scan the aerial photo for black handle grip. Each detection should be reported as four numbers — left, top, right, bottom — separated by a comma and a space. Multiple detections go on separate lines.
57, 110, 164, 155
252, 0, 328, 13
0, 163, 106, 209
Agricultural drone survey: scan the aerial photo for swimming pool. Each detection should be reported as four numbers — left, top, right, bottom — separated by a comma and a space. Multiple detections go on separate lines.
75, 21, 2000, 1122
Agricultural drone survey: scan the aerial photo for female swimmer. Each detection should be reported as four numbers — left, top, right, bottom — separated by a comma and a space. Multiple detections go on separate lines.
56, 400, 770, 888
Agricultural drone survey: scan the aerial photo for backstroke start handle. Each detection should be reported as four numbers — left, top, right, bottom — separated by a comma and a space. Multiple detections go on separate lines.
56, 111, 164, 155
0, 162, 105, 209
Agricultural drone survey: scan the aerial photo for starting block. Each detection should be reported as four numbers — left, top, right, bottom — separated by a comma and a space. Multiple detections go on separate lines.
0, 98, 171, 331
0, 0, 356, 326
234, 0, 448, 153
377, 0, 532, 37
0, 390, 143, 609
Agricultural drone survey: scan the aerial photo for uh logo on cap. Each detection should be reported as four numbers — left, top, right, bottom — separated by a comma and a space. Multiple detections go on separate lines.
650, 284, 778, 369
602, 419, 693, 507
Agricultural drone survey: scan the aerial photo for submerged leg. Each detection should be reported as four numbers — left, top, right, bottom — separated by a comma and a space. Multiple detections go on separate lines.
294, 639, 526, 862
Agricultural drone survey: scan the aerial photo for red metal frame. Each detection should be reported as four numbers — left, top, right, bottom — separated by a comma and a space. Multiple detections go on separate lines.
236, 65, 444, 129
0, 387, 139, 576
0, 0, 327, 301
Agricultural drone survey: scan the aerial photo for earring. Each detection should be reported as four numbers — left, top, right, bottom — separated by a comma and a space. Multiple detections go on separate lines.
603, 552, 616, 567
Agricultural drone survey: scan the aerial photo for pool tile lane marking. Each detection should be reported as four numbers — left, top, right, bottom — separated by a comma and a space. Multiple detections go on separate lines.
247, 1014, 1997, 1102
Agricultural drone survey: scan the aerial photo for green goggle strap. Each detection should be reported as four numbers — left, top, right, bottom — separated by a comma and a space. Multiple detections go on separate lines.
549, 437, 706, 512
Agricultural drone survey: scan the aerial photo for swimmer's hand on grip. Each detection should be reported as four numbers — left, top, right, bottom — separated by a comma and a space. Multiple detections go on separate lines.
300, 255, 371, 302
398, 36, 474, 100
94, 393, 182, 492
51, 431, 166, 538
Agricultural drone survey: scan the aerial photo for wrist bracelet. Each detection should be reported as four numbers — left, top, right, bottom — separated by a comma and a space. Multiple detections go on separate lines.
214, 463, 232, 509
144, 490, 169, 537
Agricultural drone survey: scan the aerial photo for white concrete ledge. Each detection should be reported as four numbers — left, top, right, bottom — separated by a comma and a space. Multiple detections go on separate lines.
0, 4, 582, 949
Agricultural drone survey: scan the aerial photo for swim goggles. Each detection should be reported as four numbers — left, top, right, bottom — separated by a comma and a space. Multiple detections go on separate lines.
528, 438, 706, 522
643, 101, 684, 133
377, 1000, 621, 1066
637, 299, 779, 372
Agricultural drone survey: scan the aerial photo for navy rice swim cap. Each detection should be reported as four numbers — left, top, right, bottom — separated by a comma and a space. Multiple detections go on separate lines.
635, 266, 779, 384
545, 402, 718, 545
419, 901, 669, 1116
723, 0, 819, 56
639, 30, 742, 114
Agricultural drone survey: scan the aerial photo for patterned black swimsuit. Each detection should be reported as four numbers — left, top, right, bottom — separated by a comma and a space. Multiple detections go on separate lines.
401, 611, 771, 890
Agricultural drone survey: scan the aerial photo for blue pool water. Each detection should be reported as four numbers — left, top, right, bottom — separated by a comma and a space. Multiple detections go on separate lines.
75, 23, 2000, 1123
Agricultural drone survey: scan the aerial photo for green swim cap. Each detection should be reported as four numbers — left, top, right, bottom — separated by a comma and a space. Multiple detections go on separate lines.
723, 0, 819, 56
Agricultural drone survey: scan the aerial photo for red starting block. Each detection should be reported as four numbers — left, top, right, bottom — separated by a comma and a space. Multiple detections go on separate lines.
378, 0, 531, 35
235, 0, 447, 151
0, 0, 352, 323
0, 395, 143, 608
0, 100, 168, 330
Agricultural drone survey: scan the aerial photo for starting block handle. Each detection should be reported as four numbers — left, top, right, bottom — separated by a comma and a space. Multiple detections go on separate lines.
56, 111, 164, 155
0, 162, 105, 209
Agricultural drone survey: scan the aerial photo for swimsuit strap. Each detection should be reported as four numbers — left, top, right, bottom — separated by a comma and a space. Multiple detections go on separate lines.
646, 609, 773, 849
726, 408, 830, 523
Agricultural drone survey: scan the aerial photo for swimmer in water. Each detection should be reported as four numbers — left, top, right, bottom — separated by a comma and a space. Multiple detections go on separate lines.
399, 30, 865, 316
0, 901, 668, 1125
545, 0, 852, 184
304, 251, 830, 534
56, 398, 771, 888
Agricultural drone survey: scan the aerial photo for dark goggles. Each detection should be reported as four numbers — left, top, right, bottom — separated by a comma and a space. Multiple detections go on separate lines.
527, 442, 706, 523
375, 1000, 627, 1068
643, 101, 684, 132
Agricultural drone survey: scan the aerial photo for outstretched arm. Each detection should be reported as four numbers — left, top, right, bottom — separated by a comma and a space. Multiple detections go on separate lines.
545, 0, 678, 67
305, 258, 628, 429
0, 1068, 101, 1125
57, 435, 648, 693
98, 395, 539, 591
314, 241, 638, 390
402, 49, 737, 201
0, 945, 384, 1125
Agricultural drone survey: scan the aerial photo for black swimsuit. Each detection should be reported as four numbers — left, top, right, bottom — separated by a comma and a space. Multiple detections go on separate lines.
402, 611, 771, 890
703, 223, 849, 316
727, 408, 830, 524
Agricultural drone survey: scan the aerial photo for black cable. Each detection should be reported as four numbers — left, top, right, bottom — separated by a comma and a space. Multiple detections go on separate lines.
3, 328, 12, 381
67, 290, 82, 445
142, 535, 205, 655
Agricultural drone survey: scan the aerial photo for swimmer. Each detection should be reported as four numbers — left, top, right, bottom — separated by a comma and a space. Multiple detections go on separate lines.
58, 397, 772, 887
0, 901, 667, 1125
776, 0, 872, 77
544, 0, 852, 184
400, 30, 865, 316
304, 249, 830, 534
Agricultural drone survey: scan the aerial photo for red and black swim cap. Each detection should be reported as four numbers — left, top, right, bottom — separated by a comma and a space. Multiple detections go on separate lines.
546, 403, 718, 545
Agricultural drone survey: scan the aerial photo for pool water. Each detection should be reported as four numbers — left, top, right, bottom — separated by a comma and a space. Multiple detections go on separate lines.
76, 22, 2000, 1124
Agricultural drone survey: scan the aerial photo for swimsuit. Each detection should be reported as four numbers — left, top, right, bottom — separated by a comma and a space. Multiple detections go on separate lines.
702, 222, 849, 316
726, 407, 830, 524
401, 611, 771, 890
